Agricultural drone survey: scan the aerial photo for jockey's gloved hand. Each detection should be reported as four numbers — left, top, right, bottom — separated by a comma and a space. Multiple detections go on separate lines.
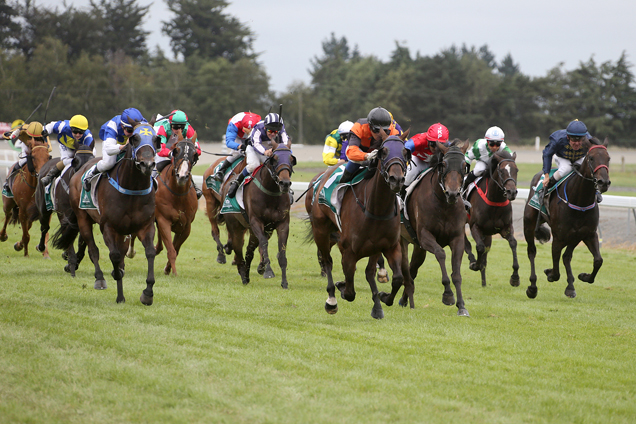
41, 128, 49, 138
365, 150, 378, 161
2, 131, 10, 140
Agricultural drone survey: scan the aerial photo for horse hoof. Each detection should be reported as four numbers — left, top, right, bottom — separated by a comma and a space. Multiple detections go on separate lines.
378, 292, 393, 306
578, 273, 594, 284
544, 268, 558, 282
0, 233, 7, 242
526, 286, 538, 299
126, 250, 136, 259
371, 307, 385, 319
376, 269, 389, 284
398, 297, 407, 307
469, 262, 479, 272
94, 280, 107, 290
140, 293, 153, 305
263, 269, 275, 279
457, 308, 470, 317
14, 242, 22, 251
242, 278, 250, 286
257, 263, 265, 275
64, 264, 71, 273
442, 294, 455, 306
62, 251, 69, 261
216, 254, 226, 265
281, 281, 288, 289
325, 302, 338, 314
510, 275, 520, 287
164, 265, 170, 275
35, 244, 45, 253
565, 288, 576, 298
116, 297, 126, 304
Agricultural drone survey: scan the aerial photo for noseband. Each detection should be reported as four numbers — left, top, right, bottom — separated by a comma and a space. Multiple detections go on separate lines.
378, 139, 407, 184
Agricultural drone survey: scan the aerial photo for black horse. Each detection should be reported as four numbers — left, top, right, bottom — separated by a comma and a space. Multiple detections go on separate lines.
52, 124, 160, 304
523, 137, 611, 299
29, 145, 94, 276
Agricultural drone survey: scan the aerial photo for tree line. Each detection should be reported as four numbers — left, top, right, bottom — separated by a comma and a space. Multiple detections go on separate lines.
1, 0, 635, 146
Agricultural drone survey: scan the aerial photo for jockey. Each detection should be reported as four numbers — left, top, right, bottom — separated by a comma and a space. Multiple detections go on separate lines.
463, 126, 512, 189
39, 115, 95, 186
404, 122, 449, 188
2, 122, 49, 191
213, 111, 262, 181
540, 119, 601, 202
227, 112, 290, 198
322, 120, 354, 166
154, 109, 202, 198
339, 107, 400, 184
83, 108, 147, 191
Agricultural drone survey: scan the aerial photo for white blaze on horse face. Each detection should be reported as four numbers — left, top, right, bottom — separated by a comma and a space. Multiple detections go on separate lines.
505, 164, 511, 176
177, 161, 189, 178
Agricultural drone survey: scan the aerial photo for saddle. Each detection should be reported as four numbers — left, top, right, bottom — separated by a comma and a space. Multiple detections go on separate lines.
528, 170, 574, 216
206, 159, 245, 195
314, 165, 369, 231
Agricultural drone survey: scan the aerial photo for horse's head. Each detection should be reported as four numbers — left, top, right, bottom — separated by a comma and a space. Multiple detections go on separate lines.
583, 137, 611, 193
129, 124, 157, 177
30, 141, 52, 174
72, 145, 95, 172
435, 139, 470, 204
491, 150, 518, 201
171, 139, 198, 187
376, 135, 409, 193
268, 140, 296, 193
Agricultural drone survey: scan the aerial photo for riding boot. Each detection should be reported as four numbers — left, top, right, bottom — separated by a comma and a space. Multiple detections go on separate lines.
462, 171, 477, 192
192, 179, 203, 199
40, 166, 62, 186
3, 163, 19, 190
227, 172, 246, 198
339, 168, 355, 184
83, 167, 100, 192
214, 159, 231, 181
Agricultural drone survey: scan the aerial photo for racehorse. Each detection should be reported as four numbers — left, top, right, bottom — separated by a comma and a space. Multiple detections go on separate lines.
464, 150, 520, 287
29, 144, 94, 275
523, 137, 610, 299
1, 139, 51, 256
202, 154, 246, 264
153, 137, 199, 276
307, 135, 409, 319
223, 140, 296, 288
400, 139, 471, 316
52, 124, 160, 304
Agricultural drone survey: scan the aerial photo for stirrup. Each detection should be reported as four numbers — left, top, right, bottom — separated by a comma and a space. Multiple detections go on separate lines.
227, 181, 239, 198
596, 192, 603, 203
213, 170, 224, 182
463, 198, 472, 211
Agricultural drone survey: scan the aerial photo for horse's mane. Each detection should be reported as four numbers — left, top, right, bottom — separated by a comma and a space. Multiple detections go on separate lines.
489, 149, 514, 174
429, 139, 464, 168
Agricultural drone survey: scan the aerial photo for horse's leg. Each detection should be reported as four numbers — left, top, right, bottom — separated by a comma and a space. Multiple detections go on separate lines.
137, 222, 157, 306
205, 193, 226, 264
101, 225, 127, 303
544, 238, 565, 283
378, 242, 405, 308
250, 221, 274, 280
524, 213, 539, 299
450, 236, 469, 317
17, 206, 31, 256
364, 254, 384, 319
155, 215, 175, 276
376, 255, 389, 284
398, 239, 415, 309
275, 223, 290, 289
317, 248, 327, 277
464, 233, 478, 271
169, 223, 192, 278
36, 212, 51, 256
418, 231, 455, 307
125, 235, 136, 258
578, 233, 603, 285
63, 245, 78, 277
561, 244, 577, 298
478, 235, 492, 288
502, 226, 520, 287
77, 214, 107, 289
337, 249, 357, 302
314, 223, 337, 313
469, 224, 487, 279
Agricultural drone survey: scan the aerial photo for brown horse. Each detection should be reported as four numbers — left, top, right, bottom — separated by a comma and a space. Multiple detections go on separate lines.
223, 141, 296, 288
154, 138, 199, 275
52, 124, 160, 304
400, 140, 470, 316
307, 135, 409, 319
1, 140, 51, 256
464, 150, 520, 287
29, 145, 95, 276
523, 137, 610, 299
202, 154, 246, 264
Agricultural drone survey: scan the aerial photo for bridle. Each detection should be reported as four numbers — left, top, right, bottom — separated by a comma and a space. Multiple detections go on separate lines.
378, 138, 407, 185
437, 147, 467, 194
491, 158, 518, 196
263, 147, 294, 187
576, 144, 609, 187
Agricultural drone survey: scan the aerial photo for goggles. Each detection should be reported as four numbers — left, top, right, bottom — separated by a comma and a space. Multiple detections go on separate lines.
71, 128, 85, 135
487, 140, 502, 147
266, 128, 280, 134
171, 124, 185, 131
568, 135, 584, 142
370, 126, 390, 134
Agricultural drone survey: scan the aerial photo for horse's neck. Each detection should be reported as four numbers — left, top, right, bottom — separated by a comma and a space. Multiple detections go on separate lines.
562, 162, 596, 204
360, 170, 396, 216
256, 164, 278, 191
112, 156, 150, 189
486, 174, 507, 202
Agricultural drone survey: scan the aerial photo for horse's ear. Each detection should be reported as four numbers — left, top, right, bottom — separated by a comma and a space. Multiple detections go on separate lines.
603, 137, 609, 147
403, 148, 412, 164
130, 133, 141, 146
512, 152, 517, 161
459, 138, 470, 154
153, 135, 161, 151
400, 128, 411, 141
435, 141, 449, 155
291, 155, 297, 167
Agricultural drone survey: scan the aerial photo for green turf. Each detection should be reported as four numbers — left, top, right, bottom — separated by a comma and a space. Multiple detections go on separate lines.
1, 211, 635, 423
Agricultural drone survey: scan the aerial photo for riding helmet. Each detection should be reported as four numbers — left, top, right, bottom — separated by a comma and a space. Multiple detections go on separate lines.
485, 126, 505, 141
241, 112, 261, 129
121, 108, 144, 128
566, 119, 587, 136
425, 123, 449, 143
366, 107, 392, 131
69, 115, 89, 131
171, 110, 188, 125
337, 120, 354, 135
26, 122, 44, 137
264, 113, 284, 131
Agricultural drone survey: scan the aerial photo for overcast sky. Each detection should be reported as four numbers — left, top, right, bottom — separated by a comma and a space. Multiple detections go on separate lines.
40, 0, 635, 93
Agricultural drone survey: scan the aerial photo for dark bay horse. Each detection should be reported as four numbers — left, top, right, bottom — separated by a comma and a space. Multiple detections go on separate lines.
1, 140, 51, 256
154, 138, 199, 276
223, 141, 296, 288
400, 140, 471, 316
202, 154, 246, 264
464, 150, 520, 287
307, 135, 409, 319
523, 137, 610, 299
29, 145, 94, 275
52, 124, 160, 304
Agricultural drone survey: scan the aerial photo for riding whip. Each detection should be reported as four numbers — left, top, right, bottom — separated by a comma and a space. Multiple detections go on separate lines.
43, 86, 56, 123
24, 103, 43, 123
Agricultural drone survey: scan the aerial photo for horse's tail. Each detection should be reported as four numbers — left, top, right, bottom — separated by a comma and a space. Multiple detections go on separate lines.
51, 213, 79, 250
8, 206, 19, 225
303, 215, 315, 244
535, 224, 551, 244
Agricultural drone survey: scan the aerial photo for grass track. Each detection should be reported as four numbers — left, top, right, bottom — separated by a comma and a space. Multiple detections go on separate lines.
0, 212, 635, 423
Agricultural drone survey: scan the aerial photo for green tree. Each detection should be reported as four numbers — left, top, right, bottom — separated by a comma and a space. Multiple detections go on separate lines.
0, 0, 20, 50
90, 0, 150, 59
162, 0, 254, 61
